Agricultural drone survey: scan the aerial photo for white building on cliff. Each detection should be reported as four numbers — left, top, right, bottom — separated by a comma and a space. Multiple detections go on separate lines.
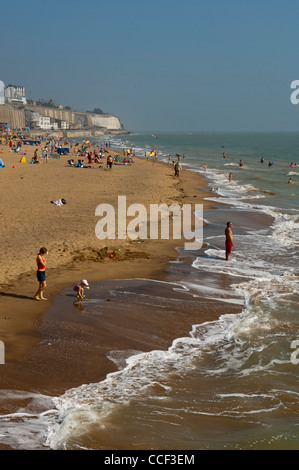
0, 81, 4, 105
4, 84, 27, 104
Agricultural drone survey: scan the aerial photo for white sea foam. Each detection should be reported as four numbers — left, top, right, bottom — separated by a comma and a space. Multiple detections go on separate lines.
45, 262, 299, 449
0, 392, 57, 450
7, 133, 297, 451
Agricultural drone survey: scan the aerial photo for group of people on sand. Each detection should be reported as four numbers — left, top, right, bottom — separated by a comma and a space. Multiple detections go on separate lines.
31, 142, 238, 304
34, 223, 234, 303
69, 143, 134, 168
34, 222, 234, 302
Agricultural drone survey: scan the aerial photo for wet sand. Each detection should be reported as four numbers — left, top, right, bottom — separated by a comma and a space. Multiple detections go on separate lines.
0, 141, 215, 359
0, 138, 221, 445
1, 137, 281, 450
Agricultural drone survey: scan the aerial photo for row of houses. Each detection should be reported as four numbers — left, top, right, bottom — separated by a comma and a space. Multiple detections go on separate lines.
0, 79, 124, 132
25, 110, 70, 130
0, 80, 70, 130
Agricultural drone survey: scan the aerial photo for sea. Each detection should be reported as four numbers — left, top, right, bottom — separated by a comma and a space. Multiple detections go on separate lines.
0, 131, 299, 451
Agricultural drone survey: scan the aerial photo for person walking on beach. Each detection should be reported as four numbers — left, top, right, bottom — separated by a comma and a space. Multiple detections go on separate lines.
107, 155, 113, 169
34, 247, 48, 300
225, 222, 234, 261
174, 160, 182, 176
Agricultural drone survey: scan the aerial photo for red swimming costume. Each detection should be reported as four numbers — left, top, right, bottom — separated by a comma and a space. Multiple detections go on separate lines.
225, 240, 233, 254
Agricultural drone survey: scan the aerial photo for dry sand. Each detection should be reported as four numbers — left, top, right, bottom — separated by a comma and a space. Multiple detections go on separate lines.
0, 139, 217, 363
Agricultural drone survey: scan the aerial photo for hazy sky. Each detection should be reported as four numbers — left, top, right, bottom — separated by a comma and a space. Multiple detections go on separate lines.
2, 0, 299, 132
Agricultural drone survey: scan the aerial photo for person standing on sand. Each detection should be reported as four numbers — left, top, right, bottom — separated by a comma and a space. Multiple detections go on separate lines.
107, 155, 113, 169
225, 222, 234, 261
174, 160, 182, 176
34, 247, 48, 300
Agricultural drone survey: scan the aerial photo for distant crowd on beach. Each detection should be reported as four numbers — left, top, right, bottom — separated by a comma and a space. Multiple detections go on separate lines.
66, 143, 134, 168
1, 127, 191, 178
0, 131, 137, 169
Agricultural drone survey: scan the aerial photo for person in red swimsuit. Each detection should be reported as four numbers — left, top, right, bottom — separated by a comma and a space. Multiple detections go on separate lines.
225, 222, 234, 261
34, 247, 48, 300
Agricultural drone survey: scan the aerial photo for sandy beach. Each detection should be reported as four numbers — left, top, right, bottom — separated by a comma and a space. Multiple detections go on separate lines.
0, 136, 222, 449
0, 137, 216, 377
1, 134, 296, 451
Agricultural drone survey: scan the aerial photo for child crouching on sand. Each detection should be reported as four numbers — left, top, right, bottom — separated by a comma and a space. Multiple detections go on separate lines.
73, 279, 89, 300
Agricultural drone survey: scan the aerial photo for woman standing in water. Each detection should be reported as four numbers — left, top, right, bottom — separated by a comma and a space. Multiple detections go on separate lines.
225, 222, 234, 261
34, 247, 48, 300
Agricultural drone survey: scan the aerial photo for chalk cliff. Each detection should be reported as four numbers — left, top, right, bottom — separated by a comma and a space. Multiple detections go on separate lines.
25, 105, 124, 131
0, 103, 125, 132
87, 114, 123, 130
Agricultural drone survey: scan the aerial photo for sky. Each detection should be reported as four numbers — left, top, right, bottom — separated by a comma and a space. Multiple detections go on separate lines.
1, 0, 299, 132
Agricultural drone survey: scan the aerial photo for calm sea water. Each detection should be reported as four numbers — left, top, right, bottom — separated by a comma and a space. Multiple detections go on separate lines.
1, 132, 298, 450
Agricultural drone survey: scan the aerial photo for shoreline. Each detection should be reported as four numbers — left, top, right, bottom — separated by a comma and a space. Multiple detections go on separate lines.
33, 129, 132, 139
0, 137, 226, 449
0, 139, 218, 365
1, 133, 285, 451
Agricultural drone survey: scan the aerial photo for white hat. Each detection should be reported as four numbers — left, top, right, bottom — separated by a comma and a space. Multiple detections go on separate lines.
81, 279, 89, 286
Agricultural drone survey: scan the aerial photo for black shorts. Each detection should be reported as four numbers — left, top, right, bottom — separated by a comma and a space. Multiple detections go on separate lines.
37, 270, 46, 282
